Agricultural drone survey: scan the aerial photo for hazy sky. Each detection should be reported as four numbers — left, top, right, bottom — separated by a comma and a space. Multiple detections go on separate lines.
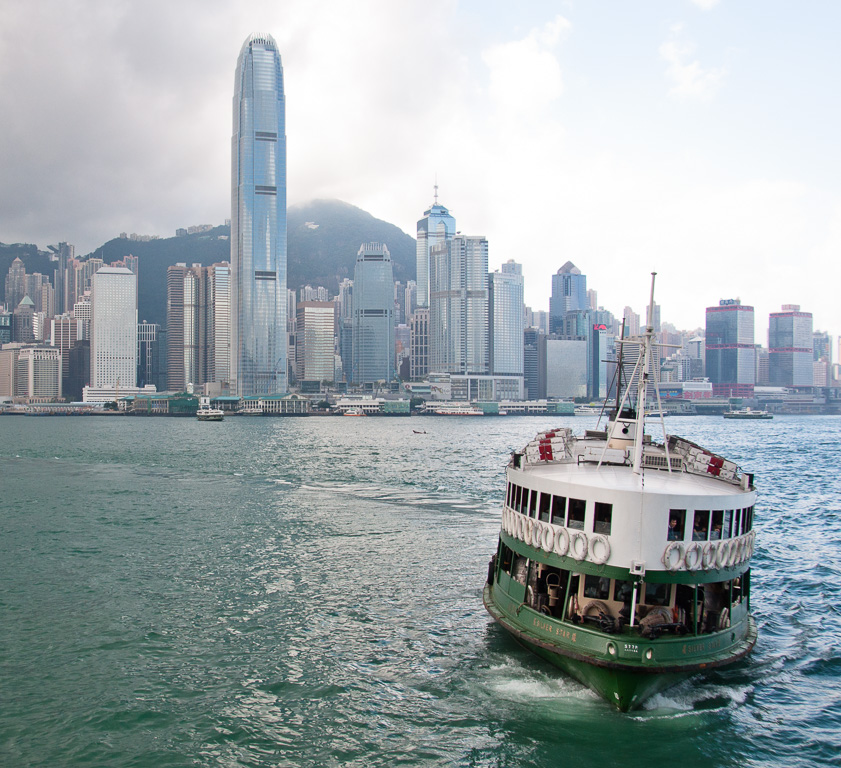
1, 0, 838, 337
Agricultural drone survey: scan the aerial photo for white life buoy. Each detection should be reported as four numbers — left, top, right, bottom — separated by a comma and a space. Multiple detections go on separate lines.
517, 515, 525, 541
554, 527, 570, 557
588, 534, 611, 565
726, 538, 739, 568
570, 531, 588, 561
541, 523, 555, 553
684, 543, 702, 571
662, 541, 684, 571
529, 520, 541, 548
525, 518, 534, 546
715, 539, 729, 569
702, 542, 717, 570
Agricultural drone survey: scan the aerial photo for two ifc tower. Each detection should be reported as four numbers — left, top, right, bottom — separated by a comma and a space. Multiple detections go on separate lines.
231, 33, 287, 397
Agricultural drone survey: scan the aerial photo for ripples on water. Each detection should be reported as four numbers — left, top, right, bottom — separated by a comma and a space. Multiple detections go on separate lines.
1, 415, 839, 767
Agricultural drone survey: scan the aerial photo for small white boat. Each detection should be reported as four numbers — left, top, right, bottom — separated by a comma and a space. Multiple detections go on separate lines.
197, 396, 224, 421
574, 405, 601, 416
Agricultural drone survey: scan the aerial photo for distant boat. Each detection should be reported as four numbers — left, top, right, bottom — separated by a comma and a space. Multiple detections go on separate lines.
574, 405, 601, 416
723, 408, 772, 420
344, 407, 365, 416
196, 396, 224, 421
413, 429, 427, 434
433, 403, 484, 416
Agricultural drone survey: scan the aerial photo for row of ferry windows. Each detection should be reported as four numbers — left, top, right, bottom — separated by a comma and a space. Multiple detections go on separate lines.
668, 507, 753, 541
506, 483, 613, 535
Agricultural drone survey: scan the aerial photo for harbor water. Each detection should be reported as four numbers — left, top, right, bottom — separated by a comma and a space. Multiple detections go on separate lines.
1, 414, 839, 767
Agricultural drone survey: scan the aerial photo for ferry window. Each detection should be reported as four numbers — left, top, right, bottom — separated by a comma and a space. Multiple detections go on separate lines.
613, 580, 636, 605
506, 483, 513, 508
551, 495, 566, 526
518, 486, 527, 515
583, 574, 611, 600
529, 489, 539, 518
538, 493, 552, 522
667, 509, 685, 541
644, 583, 670, 606
734, 509, 742, 538
568, 498, 586, 530
594, 503, 612, 535
692, 510, 710, 541
723, 510, 733, 538
514, 485, 522, 513
745, 506, 754, 532
711, 510, 724, 540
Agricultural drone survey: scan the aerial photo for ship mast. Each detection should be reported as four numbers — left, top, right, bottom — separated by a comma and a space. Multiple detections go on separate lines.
631, 273, 656, 475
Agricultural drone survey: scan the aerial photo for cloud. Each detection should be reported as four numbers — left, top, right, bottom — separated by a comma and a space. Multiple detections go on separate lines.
690, 0, 721, 10
659, 25, 725, 100
482, 16, 569, 115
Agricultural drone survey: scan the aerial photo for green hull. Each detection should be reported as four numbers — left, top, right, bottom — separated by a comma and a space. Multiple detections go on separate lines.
483, 583, 757, 712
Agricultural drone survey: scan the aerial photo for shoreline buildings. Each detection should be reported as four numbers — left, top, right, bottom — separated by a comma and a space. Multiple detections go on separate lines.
231, 33, 288, 396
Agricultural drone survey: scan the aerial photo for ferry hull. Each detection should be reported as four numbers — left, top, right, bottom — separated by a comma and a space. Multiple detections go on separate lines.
483, 584, 756, 712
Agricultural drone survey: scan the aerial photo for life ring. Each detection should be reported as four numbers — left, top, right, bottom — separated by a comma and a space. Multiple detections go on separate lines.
553, 527, 570, 557
684, 543, 702, 571
727, 538, 740, 568
516, 515, 525, 541
502, 509, 509, 534
567, 594, 580, 621
718, 607, 730, 630
541, 523, 555, 553
570, 531, 588, 561
715, 539, 729, 569
525, 519, 535, 546
702, 542, 717, 569
747, 530, 756, 559
582, 599, 610, 617
588, 534, 611, 565
662, 541, 684, 571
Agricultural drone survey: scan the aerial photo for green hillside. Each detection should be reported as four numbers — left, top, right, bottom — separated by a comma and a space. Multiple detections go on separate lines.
1, 199, 416, 329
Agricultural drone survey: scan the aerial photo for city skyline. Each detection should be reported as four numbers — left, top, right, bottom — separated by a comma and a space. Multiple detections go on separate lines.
0, 1, 839, 334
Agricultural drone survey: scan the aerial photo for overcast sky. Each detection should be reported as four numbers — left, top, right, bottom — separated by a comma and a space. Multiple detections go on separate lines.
1, 0, 838, 338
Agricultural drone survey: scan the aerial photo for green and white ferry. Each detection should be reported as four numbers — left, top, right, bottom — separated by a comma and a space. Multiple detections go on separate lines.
483, 275, 757, 711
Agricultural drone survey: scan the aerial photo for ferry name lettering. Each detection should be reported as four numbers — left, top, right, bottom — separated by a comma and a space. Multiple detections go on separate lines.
624, 643, 639, 653
532, 617, 575, 641
682, 638, 722, 655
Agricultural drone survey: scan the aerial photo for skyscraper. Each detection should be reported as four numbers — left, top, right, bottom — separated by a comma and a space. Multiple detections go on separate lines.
231, 33, 287, 396
549, 262, 587, 334
488, 260, 524, 377
705, 299, 755, 398
91, 266, 137, 389
769, 304, 813, 387
416, 188, 455, 308
352, 243, 395, 385
429, 234, 488, 375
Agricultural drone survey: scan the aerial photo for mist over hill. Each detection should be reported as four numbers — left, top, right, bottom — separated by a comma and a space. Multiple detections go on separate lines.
1, 199, 416, 329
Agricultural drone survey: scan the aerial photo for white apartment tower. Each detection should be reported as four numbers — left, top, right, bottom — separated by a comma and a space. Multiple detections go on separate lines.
91, 266, 137, 389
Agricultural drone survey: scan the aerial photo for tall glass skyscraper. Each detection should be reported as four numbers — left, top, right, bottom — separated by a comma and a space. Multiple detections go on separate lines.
416, 188, 455, 308
488, 260, 524, 377
352, 243, 395, 385
705, 299, 755, 398
549, 261, 587, 334
769, 304, 813, 387
231, 33, 287, 396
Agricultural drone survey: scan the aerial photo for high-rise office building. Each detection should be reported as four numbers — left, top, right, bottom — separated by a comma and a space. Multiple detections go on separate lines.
416, 188, 455, 308
429, 234, 489, 375
231, 33, 287, 396
705, 299, 755, 398
352, 243, 395, 385
295, 301, 335, 386
166, 262, 231, 390
5, 258, 26, 310
549, 262, 587, 334
488, 260, 524, 378
409, 308, 429, 380
91, 266, 137, 389
769, 304, 813, 387
523, 327, 545, 400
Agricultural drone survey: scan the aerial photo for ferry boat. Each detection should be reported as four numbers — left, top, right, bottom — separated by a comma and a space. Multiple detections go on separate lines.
483, 275, 757, 711
574, 405, 601, 416
196, 396, 225, 421
432, 402, 484, 416
723, 408, 772, 420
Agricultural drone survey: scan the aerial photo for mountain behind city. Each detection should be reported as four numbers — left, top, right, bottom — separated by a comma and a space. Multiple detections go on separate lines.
0, 198, 417, 328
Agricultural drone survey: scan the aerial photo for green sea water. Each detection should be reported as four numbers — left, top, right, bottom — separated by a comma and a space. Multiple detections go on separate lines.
1, 414, 839, 767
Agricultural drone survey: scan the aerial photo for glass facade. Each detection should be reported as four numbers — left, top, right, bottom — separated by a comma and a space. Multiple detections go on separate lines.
549, 262, 587, 334
769, 308, 813, 386
231, 34, 287, 396
352, 243, 395, 385
416, 199, 455, 308
705, 301, 755, 397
